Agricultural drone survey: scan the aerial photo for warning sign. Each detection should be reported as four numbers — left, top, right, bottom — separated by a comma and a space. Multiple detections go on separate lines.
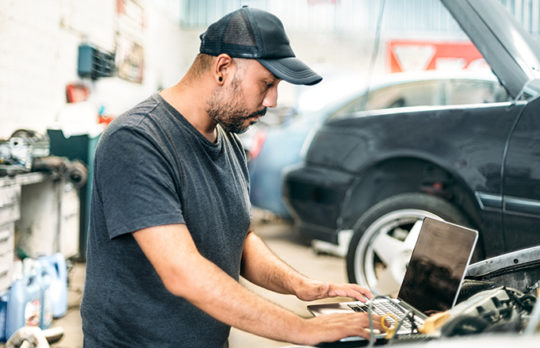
387, 40, 487, 73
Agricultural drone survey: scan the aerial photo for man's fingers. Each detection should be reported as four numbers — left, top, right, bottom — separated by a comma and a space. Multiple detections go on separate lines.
308, 312, 387, 344
328, 283, 373, 302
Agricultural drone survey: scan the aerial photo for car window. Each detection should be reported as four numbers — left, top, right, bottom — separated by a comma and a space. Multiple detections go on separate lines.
365, 80, 443, 110
330, 77, 512, 121
444, 80, 510, 104
332, 80, 443, 119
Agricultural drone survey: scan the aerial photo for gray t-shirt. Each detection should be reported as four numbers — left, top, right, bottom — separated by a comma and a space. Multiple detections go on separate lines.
81, 93, 251, 347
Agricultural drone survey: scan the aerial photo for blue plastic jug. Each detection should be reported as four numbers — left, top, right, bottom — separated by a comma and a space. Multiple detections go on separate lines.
0, 293, 8, 342
5, 260, 42, 340
37, 260, 53, 329
38, 254, 67, 318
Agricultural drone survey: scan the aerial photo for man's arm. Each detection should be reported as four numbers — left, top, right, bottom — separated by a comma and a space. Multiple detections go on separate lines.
133, 224, 384, 345
241, 229, 372, 302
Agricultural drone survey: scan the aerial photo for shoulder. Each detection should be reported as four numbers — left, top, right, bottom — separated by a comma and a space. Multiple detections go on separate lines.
94, 96, 169, 168
108, 95, 161, 132
100, 94, 173, 147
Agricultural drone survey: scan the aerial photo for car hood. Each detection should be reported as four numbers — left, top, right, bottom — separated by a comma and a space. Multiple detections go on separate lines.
442, 0, 540, 98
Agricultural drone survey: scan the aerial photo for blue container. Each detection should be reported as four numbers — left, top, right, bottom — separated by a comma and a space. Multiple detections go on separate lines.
39, 254, 67, 318
0, 293, 8, 342
5, 261, 42, 340
37, 261, 53, 329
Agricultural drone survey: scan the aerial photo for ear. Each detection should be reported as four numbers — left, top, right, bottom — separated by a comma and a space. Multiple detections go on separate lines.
214, 54, 234, 85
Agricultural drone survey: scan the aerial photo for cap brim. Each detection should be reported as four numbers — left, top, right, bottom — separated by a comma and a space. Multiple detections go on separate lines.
257, 57, 322, 86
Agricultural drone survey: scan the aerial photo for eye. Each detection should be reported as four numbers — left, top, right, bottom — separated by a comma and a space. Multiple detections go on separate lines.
262, 78, 280, 92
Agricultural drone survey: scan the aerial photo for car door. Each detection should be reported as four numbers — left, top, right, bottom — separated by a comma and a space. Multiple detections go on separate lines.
442, 0, 540, 253
502, 96, 540, 251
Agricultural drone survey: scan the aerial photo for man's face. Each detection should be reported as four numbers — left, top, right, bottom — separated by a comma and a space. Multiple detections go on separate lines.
207, 59, 281, 134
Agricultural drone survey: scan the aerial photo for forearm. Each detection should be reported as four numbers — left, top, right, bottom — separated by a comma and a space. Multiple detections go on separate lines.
240, 230, 309, 296
134, 224, 309, 343
240, 230, 374, 302
176, 250, 309, 343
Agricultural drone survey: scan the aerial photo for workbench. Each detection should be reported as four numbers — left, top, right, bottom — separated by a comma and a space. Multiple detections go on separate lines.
0, 172, 79, 294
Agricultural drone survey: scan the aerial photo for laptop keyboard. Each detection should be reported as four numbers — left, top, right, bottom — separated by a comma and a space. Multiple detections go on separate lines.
348, 299, 424, 334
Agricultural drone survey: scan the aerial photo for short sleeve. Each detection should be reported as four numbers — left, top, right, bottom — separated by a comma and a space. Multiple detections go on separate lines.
94, 127, 184, 239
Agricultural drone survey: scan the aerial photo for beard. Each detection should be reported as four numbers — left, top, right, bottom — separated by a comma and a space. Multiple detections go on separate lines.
207, 76, 266, 134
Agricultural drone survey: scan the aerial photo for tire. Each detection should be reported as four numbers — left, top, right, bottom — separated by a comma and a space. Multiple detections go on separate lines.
346, 193, 471, 296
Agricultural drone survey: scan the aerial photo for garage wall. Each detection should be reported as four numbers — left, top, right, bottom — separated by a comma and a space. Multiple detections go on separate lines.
0, 0, 375, 140
0, 0, 193, 139
1, 0, 79, 138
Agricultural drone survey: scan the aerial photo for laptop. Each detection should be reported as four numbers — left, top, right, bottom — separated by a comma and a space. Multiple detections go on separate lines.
308, 217, 478, 341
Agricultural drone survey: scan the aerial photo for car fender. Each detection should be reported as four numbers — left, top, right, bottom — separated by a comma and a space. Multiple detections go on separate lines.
338, 154, 481, 229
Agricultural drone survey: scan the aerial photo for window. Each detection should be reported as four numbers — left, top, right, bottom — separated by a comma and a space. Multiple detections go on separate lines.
445, 80, 510, 104
332, 80, 444, 119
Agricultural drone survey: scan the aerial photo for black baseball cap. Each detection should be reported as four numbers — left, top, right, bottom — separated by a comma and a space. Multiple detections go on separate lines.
199, 6, 322, 86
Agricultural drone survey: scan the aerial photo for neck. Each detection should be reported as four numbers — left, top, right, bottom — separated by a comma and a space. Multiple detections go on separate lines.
159, 76, 218, 142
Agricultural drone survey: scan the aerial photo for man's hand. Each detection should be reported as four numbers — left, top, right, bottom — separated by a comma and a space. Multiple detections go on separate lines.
240, 231, 372, 303
295, 279, 373, 302
297, 312, 385, 345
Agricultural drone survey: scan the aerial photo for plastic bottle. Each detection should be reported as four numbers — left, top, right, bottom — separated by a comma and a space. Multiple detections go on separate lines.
0, 293, 8, 342
5, 260, 41, 339
38, 254, 67, 318
37, 260, 53, 329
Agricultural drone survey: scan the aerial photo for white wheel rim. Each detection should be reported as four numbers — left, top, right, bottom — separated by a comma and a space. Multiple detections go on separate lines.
353, 209, 443, 295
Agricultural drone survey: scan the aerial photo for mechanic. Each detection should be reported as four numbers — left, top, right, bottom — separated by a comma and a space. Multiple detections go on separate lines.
81, 6, 384, 347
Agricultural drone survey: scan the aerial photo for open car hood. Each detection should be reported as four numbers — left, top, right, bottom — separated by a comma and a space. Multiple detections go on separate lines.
442, 0, 540, 98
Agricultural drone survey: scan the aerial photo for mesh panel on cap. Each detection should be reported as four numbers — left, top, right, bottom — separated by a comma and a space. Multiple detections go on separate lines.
223, 11, 257, 47
203, 24, 220, 42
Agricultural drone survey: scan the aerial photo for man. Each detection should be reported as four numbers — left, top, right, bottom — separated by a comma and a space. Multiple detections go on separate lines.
81, 6, 384, 347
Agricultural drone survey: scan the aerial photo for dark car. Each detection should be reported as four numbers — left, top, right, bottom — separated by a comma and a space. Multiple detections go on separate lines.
248, 71, 507, 220
283, 0, 540, 296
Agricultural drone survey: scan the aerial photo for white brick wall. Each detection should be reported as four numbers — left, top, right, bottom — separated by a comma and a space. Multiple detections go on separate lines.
0, 0, 72, 138
0, 0, 192, 139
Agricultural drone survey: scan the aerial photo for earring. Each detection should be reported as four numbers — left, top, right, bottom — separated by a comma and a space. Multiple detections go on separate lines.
218, 76, 223, 82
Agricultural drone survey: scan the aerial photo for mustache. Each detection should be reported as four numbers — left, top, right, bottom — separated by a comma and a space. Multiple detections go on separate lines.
242, 108, 267, 119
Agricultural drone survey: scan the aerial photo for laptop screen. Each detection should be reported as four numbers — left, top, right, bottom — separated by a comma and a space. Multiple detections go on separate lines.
397, 217, 478, 314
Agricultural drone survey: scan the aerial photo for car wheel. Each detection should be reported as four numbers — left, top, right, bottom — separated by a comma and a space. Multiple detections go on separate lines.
346, 192, 469, 296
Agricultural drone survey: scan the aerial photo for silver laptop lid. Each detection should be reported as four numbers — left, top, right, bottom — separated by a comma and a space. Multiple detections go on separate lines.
397, 217, 478, 314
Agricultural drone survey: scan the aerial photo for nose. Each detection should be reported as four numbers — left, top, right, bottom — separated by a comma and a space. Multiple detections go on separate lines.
262, 85, 278, 108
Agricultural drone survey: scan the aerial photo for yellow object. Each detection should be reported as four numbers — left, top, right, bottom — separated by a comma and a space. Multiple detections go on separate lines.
419, 311, 451, 334
381, 313, 400, 339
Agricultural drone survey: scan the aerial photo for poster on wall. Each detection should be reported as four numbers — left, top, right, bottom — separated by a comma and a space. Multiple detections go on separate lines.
115, 0, 145, 83
387, 40, 488, 73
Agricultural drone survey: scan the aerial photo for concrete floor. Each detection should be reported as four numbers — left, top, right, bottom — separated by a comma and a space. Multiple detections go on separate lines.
47, 210, 349, 348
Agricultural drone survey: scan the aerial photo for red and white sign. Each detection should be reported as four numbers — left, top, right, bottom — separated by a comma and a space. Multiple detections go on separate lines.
387, 40, 488, 73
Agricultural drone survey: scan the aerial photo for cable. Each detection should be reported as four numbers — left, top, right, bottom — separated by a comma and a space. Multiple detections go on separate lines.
388, 310, 417, 343
367, 299, 375, 347
365, 295, 415, 347
360, 0, 386, 111
363, 295, 426, 347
